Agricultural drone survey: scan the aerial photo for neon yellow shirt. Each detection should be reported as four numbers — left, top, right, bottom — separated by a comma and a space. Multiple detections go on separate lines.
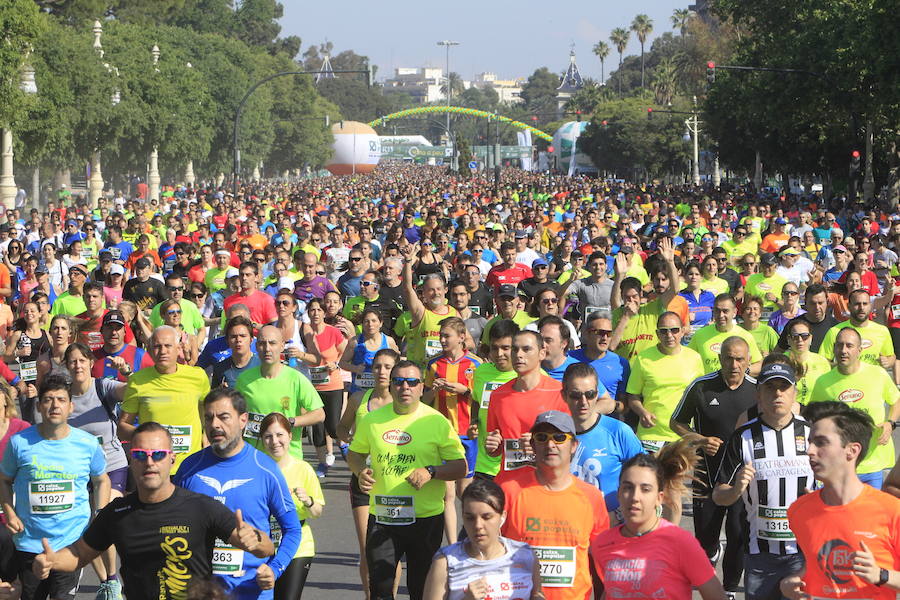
787, 350, 832, 405
481, 310, 537, 346
407, 306, 459, 367
269, 456, 324, 558
688, 324, 762, 373
350, 402, 465, 518
744, 273, 788, 318
742, 323, 780, 356
471, 363, 517, 477
819, 321, 894, 367
122, 365, 210, 471
625, 346, 704, 442
809, 364, 899, 473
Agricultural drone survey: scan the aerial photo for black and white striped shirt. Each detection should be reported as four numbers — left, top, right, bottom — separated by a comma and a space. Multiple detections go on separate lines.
716, 416, 814, 555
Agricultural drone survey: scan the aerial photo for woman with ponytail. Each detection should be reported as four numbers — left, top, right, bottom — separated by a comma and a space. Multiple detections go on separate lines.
592, 435, 728, 600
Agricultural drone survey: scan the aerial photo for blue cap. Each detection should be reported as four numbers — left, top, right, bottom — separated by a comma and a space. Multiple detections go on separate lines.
775, 217, 788, 225
532, 257, 549, 268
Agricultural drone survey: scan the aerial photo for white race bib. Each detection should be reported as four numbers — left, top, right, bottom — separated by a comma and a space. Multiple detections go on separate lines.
425, 339, 442, 358
533, 546, 576, 588
757, 505, 795, 541
374, 495, 415, 525
212, 539, 245, 576
480, 381, 503, 410
269, 515, 282, 548
640, 439, 665, 453
86, 331, 103, 350
18, 361, 37, 382
164, 425, 192, 454
356, 371, 375, 389
310, 366, 330, 385
891, 304, 900, 320
29, 480, 74, 514
244, 413, 264, 441
503, 439, 534, 471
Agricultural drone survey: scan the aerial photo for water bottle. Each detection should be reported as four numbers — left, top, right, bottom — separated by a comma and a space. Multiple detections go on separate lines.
286, 339, 299, 369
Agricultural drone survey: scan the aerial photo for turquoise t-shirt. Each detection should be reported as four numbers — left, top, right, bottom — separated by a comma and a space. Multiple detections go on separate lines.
0, 426, 106, 553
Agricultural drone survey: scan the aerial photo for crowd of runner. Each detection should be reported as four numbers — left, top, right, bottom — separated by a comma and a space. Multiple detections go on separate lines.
0, 164, 896, 600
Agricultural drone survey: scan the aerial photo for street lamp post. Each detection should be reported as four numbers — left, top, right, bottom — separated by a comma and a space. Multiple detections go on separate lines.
148, 44, 161, 202
89, 20, 120, 204
437, 40, 459, 171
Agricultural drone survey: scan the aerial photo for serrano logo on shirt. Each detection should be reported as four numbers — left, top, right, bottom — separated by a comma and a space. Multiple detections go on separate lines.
382, 429, 412, 445
710, 343, 722, 353
838, 389, 864, 403
860, 338, 873, 349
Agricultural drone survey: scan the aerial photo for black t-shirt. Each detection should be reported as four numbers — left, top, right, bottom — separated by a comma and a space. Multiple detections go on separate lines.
718, 267, 741, 295
123, 277, 168, 311
518, 277, 560, 302
776, 313, 838, 352
379, 282, 407, 312
83, 486, 236, 600
466, 282, 494, 318
671, 371, 758, 491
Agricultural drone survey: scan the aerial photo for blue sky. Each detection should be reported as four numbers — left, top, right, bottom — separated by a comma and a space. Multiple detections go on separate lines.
281, 0, 690, 83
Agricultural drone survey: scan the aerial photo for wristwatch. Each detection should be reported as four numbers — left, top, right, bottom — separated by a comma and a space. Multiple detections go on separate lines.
876, 567, 889, 587
425, 465, 437, 479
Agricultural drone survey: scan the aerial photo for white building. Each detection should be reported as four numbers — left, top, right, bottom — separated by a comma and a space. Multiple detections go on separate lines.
383, 67, 445, 104
472, 72, 523, 104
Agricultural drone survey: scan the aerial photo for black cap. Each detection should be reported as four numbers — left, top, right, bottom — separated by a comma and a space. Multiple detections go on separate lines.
760, 253, 778, 266
102, 310, 126, 328
497, 284, 517, 298
134, 257, 152, 270
758, 362, 796, 386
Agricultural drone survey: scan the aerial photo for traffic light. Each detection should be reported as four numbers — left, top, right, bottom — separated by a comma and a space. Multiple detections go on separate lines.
547, 145, 555, 153
575, 110, 582, 122
647, 108, 653, 120
601, 120, 608, 129
706, 61, 716, 85
850, 150, 861, 177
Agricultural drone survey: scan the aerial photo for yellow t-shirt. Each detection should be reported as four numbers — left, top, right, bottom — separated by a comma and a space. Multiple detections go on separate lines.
269, 457, 324, 558
788, 350, 832, 406
819, 321, 895, 367
809, 363, 899, 473
625, 346, 704, 445
406, 306, 458, 367
688, 324, 762, 373
699, 275, 729, 296
122, 365, 211, 471
349, 402, 465, 518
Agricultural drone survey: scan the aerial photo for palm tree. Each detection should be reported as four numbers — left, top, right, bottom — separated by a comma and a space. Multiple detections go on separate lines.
671, 8, 692, 36
592, 41, 610, 83
609, 28, 630, 93
630, 14, 654, 88
651, 57, 679, 105
440, 72, 464, 101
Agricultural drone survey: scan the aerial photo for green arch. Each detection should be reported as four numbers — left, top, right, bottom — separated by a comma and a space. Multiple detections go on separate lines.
368, 107, 553, 142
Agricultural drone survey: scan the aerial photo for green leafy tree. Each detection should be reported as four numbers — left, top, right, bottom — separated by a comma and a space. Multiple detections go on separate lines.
651, 57, 678, 106
630, 14, 653, 88
671, 8, 692, 36
520, 67, 559, 117
609, 28, 630, 94
0, 0, 45, 128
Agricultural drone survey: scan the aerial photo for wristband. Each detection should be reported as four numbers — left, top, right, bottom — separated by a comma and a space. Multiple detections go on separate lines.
425, 465, 437, 479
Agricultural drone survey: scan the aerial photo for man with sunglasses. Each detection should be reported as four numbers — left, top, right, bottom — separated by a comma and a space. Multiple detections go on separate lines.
689, 294, 763, 375
148, 273, 205, 337
569, 313, 631, 415
348, 360, 466, 600
500, 410, 608, 600
337, 249, 368, 299
49, 263, 89, 317
626, 311, 704, 456
479, 284, 536, 351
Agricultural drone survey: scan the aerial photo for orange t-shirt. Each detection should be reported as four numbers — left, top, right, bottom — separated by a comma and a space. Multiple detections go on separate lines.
311, 325, 345, 392
486, 375, 569, 477
501, 469, 609, 600
788, 485, 900, 600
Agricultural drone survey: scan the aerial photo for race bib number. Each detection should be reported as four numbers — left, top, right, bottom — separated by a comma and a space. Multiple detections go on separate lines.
503, 439, 534, 471
164, 425, 192, 454
584, 306, 604, 317
425, 339, 442, 358
269, 515, 282, 548
533, 546, 576, 588
640, 439, 665, 453
374, 495, 415, 525
18, 361, 37, 382
481, 381, 503, 409
891, 304, 900, 320
468, 305, 481, 316
244, 413, 265, 441
310, 366, 330, 385
212, 539, 245, 576
761, 309, 773, 322
757, 506, 795, 541
356, 371, 375, 389
29, 480, 74, 514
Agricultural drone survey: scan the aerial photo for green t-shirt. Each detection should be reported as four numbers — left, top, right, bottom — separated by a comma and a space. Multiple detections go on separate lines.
688, 324, 762, 374
236, 366, 324, 459
612, 297, 669, 361
350, 402, 465, 518
470, 363, 517, 476
819, 321, 894, 367
625, 345, 704, 445
480, 310, 536, 346
809, 363, 899, 473
148, 298, 204, 334
787, 350, 832, 406
742, 323, 780, 356
204, 267, 229, 293
744, 273, 788, 318
50, 291, 87, 317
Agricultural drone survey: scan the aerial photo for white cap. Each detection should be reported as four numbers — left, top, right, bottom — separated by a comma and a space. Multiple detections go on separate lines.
278, 276, 294, 291
225, 267, 240, 279
109, 264, 125, 276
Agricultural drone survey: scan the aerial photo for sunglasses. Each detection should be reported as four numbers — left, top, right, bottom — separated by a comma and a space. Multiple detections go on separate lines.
190, 293, 205, 299
316, 270, 326, 276
783, 290, 799, 296
541, 297, 558, 305
789, 332, 811, 341
566, 390, 598, 400
532, 431, 574, 444
166, 309, 182, 316
70, 269, 86, 276
391, 377, 421, 387
130, 448, 174, 461
167, 286, 184, 292
742, 261, 756, 267
276, 299, 294, 306
657, 326, 681, 336
349, 257, 363, 262
588, 328, 612, 336
361, 281, 378, 287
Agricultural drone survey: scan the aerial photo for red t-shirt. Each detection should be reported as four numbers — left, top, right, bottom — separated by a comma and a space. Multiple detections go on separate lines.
485, 263, 533, 291
486, 375, 569, 478
501, 469, 608, 600
223, 290, 276, 326
591, 519, 714, 600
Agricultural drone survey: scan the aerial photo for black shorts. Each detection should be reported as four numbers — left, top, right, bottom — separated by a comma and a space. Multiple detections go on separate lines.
349, 473, 370, 508
472, 471, 495, 482
18, 551, 81, 600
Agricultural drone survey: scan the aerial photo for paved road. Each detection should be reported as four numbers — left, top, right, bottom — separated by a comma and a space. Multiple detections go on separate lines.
73, 429, 900, 599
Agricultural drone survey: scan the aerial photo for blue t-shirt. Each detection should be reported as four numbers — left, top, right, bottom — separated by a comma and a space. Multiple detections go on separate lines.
567, 349, 630, 400
680, 290, 716, 338
175, 443, 301, 600
542, 356, 583, 383
0, 426, 106, 553
103, 240, 134, 263
571, 415, 644, 510
197, 337, 258, 370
